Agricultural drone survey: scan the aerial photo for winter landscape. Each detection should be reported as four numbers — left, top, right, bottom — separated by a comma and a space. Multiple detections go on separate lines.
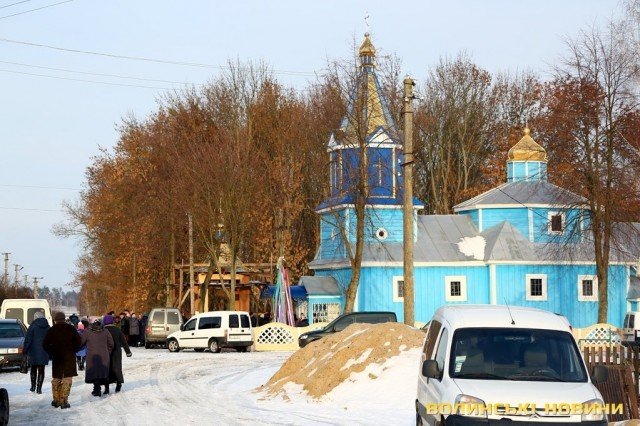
4, 324, 422, 425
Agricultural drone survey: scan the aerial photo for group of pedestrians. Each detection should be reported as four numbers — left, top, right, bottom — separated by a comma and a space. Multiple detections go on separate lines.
23, 311, 133, 409
109, 310, 144, 347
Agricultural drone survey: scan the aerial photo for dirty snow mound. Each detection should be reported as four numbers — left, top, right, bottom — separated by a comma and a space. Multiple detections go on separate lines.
261, 322, 425, 399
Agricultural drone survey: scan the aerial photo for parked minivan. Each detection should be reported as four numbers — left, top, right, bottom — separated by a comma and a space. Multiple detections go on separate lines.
166, 311, 253, 353
298, 311, 397, 348
416, 305, 608, 426
622, 311, 640, 342
0, 299, 52, 326
145, 307, 183, 348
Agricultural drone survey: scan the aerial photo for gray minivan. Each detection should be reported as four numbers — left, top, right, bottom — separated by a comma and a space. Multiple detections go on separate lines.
298, 311, 397, 348
145, 308, 184, 348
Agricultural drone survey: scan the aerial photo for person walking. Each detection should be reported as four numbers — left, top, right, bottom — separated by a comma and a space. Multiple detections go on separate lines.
128, 313, 140, 347
75, 323, 87, 371
119, 311, 131, 344
104, 315, 132, 393
23, 311, 50, 394
81, 318, 114, 397
42, 312, 81, 409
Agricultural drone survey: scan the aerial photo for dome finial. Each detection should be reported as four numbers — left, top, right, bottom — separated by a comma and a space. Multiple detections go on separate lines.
359, 33, 376, 68
523, 127, 530, 136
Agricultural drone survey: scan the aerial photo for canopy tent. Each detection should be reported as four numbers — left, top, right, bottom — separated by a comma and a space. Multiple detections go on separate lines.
261, 285, 308, 300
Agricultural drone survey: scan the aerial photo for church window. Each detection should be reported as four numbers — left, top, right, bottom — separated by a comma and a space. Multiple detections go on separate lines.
445, 276, 467, 302
375, 227, 388, 241
525, 274, 547, 301
578, 275, 598, 302
393, 276, 404, 302
548, 211, 565, 234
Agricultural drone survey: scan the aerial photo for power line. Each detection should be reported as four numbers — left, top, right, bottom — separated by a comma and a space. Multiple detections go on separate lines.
0, 37, 316, 76
0, 0, 72, 20
0, 59, 206, 86
0, 206, 63, 212
0, 0, 34, 10
0, 184, 79, 191
0, 68, 174, 90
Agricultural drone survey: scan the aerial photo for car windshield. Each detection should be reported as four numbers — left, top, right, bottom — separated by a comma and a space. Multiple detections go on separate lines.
0, 323, 24, 338
449, 328, 587, 382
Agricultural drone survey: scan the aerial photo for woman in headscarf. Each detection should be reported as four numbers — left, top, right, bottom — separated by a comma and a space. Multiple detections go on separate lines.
80, 318, 114, 397
75, 322, 87, 371
23, 311, 50, 394
104, 314, 132, 393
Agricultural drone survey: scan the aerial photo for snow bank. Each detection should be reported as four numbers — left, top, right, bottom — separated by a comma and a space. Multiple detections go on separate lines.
261, 322, 425, 400
457, 236, 486, 260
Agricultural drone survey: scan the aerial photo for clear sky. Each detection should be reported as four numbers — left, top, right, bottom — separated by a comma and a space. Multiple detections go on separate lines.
0, 0, 621, 290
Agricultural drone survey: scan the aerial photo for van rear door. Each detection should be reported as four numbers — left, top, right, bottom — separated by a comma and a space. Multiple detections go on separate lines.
228, 314, 252, 344
623, 313, 636, 341
149, 310, 166, 340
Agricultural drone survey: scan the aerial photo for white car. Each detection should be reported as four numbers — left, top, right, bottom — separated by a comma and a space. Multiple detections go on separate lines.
166, 311, 253, 353
416, 305, 608, 426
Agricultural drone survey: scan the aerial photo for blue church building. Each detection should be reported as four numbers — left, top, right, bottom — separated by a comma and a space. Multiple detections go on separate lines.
305, 34, 638, 328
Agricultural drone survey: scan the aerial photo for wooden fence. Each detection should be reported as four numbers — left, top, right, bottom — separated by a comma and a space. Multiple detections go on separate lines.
583, 345, 640, 421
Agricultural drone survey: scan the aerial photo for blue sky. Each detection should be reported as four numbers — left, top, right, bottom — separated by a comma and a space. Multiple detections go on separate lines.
0, 0, 620, 289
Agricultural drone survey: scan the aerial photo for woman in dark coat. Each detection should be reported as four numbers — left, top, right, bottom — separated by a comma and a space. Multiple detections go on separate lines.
104, 315, 132, 393
23, 311, 50, 393
42, 312, 81, 409
81, 319, 114, 397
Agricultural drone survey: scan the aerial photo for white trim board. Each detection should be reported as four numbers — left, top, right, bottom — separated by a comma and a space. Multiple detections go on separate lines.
454, 204, 588, 212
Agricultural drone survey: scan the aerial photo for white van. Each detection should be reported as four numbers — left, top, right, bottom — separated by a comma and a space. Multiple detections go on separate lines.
0, 299, 52, 326
166, 311, 253, 353
416, 305, 608, 425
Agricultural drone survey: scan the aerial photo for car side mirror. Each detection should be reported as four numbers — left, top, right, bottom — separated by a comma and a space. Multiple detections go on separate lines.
422, 360, 441, 379
591, 365, 608, 384
180, 324, 184, 331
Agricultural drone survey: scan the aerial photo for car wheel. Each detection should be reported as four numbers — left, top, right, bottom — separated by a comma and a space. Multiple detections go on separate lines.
144, 341, 151, 349
0, 388, 9, 426
237, 346, 247, 353
167, 339, 180, 352
194, 348, 205, 352
208, 339, 220, 353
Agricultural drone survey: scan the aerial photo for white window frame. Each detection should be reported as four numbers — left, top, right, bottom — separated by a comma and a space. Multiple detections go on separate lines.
548, 211, 565, 235
393, 276, 404, 303
578, 275, 598, 302
445, 276, 467, 302
526, 274, 547, 301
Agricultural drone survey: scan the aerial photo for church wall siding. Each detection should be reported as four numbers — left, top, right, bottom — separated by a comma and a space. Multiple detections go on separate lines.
494, 264, 627, 328
532, 207, 582, 244
318, 211, 346, 260
458, 210, 479, 230
482, 208, 529, 237
356, 266, 490, 323
345, 207, 404, 243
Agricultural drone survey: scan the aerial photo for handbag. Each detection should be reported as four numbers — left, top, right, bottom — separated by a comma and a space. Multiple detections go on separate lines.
19, 358, 28, 374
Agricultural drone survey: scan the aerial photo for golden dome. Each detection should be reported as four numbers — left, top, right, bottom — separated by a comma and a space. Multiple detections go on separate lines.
359, 32, 376, 58
507, 127, 547, 162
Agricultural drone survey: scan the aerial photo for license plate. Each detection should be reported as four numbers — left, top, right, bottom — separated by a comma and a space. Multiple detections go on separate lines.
228, 335, 245, 341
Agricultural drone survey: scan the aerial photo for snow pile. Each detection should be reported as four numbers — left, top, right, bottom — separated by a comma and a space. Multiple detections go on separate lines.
457, 236, 486, 260
262, 322, 425, 400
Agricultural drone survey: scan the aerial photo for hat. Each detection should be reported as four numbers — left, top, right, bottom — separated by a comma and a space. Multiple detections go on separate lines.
33, 311, 44, 321
103, 315, 115, 325
54, 312, 65, 323
77, 322, 85, 330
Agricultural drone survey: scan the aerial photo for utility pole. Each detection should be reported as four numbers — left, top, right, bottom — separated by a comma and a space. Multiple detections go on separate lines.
402, 76, 416, 326
33, 277, 43, 299
188, 213, 195, 316
13, 264, 23, 287
2, 253, 10, 288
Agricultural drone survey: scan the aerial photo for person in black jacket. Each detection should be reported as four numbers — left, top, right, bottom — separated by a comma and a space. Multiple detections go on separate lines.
24, 311, 50, 393
104, 315, 132, 393
42, 312, 81, 409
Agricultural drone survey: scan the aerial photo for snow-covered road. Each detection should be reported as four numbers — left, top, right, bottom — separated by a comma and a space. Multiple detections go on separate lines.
1, 347, 416, 425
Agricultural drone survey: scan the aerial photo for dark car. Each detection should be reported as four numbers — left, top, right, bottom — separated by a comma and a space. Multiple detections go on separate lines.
0, 319, 26, 370
298, 311, 397, 348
